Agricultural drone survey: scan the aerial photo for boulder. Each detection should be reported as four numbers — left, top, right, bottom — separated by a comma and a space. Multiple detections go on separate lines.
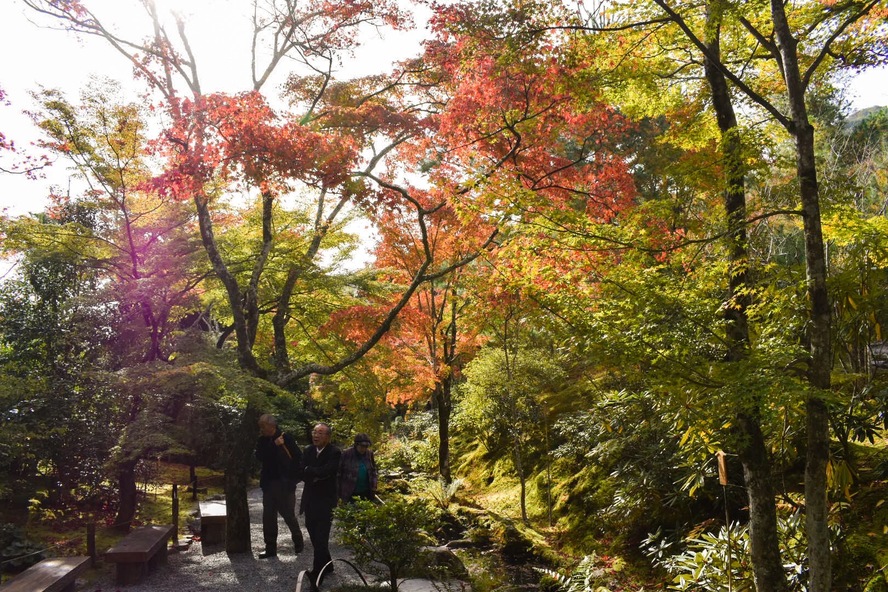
416, 545, 469, 579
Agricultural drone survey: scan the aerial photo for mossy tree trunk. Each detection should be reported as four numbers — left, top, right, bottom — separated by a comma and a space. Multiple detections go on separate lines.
225, 403, 262, 553
113, 459, 139, 533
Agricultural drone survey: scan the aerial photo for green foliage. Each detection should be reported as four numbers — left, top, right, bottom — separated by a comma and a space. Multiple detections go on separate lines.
642, 515, 810, 592
550, 389, 723, 549
115, 336, 305, 472
414, 477, 464, 511
454, 345, 569, 523
377, 411, 440, 476
829, 462, 888, 590
0, 245, 120, 513
536, 553, 622, 592
456, 346, 565, 459
0, 373, 42, 501
334, 497, 434, 591
0, 523, 44, 572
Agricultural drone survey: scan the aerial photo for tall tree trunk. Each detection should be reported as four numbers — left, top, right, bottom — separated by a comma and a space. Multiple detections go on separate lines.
513, 440, 528, 525
770, 3, 833, 589
736, 413, 787, 590
805, 397, 831, 590
114, 459, 139, 533
703, 7, 787, 590
434, 381, 453, 484
224, 403, 262, 553
435, 298, 461, 484
797, 118, 832, 592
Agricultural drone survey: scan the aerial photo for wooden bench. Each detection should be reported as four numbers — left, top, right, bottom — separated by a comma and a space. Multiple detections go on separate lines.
104, 524, 174, 585
198, 500, 226, 545
0, 556, 91, 592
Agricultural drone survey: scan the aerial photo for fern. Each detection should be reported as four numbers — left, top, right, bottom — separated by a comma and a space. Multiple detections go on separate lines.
418, 477, 464, 510
535, 554, 613, 592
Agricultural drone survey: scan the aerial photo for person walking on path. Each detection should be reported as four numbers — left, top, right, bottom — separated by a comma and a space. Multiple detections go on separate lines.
256, 414, 304, 558
300, 422, 341, 586
338, 433, 378, 503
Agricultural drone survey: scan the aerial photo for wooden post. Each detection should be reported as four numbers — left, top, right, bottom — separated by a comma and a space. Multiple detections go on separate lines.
172, 484, 179, 548
87, 523, 96, 567
190, 464, 198, 501
717, 450, 732, 592
717, 450, 729, 486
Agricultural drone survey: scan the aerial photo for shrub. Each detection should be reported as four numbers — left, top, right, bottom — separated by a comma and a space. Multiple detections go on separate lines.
642, 514, 809, 591
0, 523, 44, 572
335, 497, 434, 592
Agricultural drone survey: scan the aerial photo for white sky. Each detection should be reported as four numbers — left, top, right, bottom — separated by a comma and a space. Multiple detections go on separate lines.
1, 0, 887, 221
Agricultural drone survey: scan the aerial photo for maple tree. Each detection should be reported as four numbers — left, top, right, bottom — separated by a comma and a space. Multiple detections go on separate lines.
457, 279, 571, 525
312, 0, 641, 487
324, 200, 490, 483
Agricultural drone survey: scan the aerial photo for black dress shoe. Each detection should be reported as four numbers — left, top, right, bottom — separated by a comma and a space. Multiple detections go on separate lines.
258, 550, 277, 558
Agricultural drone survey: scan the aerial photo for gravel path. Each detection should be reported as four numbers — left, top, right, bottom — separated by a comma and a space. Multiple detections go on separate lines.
82, 485, 359, 592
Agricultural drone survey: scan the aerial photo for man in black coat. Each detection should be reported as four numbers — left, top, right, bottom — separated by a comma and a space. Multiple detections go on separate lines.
256, 414, 304, 558
300, 422, 341, 585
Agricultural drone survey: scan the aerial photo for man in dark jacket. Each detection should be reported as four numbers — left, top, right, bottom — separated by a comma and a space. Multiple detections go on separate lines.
300, 422, 341, 585
256, 414, 303, 558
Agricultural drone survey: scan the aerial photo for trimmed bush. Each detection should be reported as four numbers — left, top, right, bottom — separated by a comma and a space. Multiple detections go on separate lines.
335, 497, 433, 592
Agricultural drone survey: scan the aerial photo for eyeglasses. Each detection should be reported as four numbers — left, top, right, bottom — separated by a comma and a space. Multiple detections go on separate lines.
356, 442, 370, 447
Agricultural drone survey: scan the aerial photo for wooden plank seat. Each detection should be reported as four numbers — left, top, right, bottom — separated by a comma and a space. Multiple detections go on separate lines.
198, 500, 226, 545
0, 556, 91, 592
104, 524, 174, 586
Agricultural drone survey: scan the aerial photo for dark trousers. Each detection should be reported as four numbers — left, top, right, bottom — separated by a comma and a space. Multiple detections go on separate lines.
304, 505, 334, 574
262, 481, 303, 552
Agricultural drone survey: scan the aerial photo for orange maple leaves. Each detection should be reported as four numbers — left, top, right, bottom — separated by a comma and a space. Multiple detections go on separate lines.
150, 91, 363, 201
